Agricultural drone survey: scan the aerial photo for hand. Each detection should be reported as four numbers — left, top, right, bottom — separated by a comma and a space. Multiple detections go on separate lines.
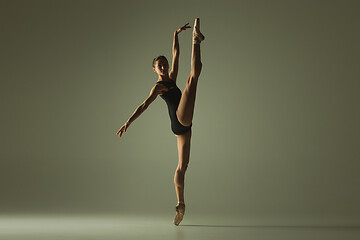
175, 23, 191, 34
116, 122, 130, 138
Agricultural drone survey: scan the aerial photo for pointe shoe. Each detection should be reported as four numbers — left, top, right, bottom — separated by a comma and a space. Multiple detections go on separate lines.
173, 202, 186, 226
193, 18, 205, 44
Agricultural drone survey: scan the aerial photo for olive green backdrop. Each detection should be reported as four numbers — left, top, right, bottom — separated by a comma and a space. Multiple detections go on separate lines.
1, 0, 359, 225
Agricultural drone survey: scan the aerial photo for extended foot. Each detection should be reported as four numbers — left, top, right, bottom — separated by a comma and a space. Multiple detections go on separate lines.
173, 202, 186, 226
193, 18, 205, 44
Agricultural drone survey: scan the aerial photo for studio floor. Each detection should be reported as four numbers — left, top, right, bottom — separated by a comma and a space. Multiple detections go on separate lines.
0, 214, 359, 240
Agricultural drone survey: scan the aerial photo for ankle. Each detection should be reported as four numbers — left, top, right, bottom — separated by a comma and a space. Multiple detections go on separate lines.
193, 31, 204, 44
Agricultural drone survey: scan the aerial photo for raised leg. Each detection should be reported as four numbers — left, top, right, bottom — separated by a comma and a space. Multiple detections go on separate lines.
176, 18, 204, 127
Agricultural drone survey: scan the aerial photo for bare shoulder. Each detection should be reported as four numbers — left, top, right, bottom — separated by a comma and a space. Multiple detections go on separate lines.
153, 82, 168, 95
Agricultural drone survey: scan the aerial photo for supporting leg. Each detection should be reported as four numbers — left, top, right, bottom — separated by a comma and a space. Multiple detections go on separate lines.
174, 130, 191, 204
173, 129, 191, 225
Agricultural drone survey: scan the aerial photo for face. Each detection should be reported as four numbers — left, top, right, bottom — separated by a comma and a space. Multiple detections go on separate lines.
153, 59, 169, 76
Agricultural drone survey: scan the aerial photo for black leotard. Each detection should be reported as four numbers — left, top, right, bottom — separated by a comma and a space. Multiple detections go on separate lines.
157, 80, 192, 135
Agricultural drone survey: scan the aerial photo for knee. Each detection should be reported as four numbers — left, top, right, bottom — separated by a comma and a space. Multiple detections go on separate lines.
177, 162, 189, 174
187, 74, 199, 85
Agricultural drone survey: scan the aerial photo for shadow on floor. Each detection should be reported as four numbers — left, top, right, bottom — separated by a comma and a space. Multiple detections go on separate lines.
180, 224, 360, 229
181, 224, 245, 228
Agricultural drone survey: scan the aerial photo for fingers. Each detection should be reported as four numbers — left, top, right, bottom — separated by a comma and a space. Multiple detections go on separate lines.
116, 126, 126, 138
176, 23, 191, 33
182, 23, 191, 30
116, 129, 122, 138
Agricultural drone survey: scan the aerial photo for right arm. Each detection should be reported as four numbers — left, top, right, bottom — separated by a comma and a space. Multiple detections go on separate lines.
116, 84, 166, 138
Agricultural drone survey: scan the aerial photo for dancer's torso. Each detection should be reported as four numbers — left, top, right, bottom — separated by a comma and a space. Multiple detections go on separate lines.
157, 80, 192, 135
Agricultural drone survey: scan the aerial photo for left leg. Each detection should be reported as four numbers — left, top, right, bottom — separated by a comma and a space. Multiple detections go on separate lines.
173, 129, 191, 225
176, 18, 204, 127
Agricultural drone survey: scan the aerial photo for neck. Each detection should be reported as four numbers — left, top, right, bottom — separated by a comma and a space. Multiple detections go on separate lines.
158, 74, 170, 81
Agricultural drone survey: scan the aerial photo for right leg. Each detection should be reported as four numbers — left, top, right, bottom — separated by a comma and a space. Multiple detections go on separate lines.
176, 18, 204, 127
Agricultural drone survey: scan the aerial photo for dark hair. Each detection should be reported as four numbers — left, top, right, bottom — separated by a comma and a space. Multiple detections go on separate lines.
152, 55, 168, 68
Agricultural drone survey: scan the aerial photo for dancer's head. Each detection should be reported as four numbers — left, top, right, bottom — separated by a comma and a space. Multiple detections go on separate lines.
152, 55, 169, 76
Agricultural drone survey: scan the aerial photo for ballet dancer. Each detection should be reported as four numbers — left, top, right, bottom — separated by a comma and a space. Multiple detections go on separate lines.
116, 18, 204, 226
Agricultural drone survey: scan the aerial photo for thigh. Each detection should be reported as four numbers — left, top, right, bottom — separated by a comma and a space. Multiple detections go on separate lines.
176, 130, 191, 169
176, 75, 198, 127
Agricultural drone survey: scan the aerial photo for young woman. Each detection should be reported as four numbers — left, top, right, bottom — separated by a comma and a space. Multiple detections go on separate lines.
116, 18, 204, 226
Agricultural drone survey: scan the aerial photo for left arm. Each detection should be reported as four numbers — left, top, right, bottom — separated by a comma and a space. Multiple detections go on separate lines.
169, 23, 190, 81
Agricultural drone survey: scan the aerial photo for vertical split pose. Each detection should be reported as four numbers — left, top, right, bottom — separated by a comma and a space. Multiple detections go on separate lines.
116, 18, 204, 226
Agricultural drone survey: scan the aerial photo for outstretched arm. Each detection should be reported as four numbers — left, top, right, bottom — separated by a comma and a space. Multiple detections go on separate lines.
116, 84, 166, 138
169, 23, 191, 81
